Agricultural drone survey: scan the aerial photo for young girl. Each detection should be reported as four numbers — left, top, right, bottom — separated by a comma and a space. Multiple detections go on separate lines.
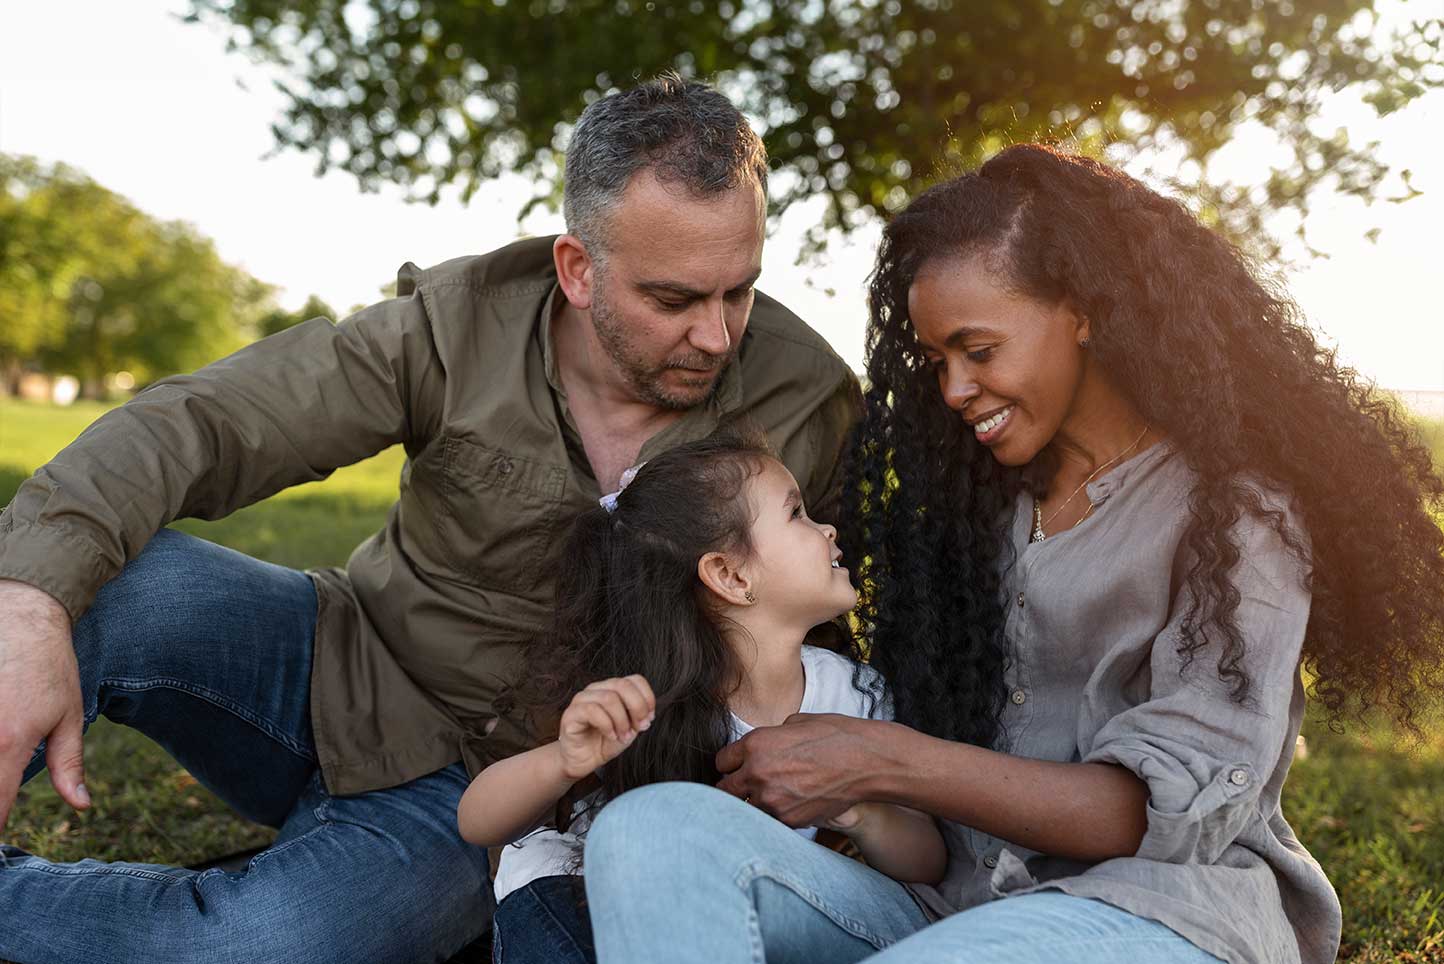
456, 430, 945, 963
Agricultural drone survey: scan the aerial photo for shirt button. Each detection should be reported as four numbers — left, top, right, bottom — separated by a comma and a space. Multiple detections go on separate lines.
1010, 689, 1027, 705
1016, 592, 1026, 608
983, 855, 999, 869
1228, 768, 1249, 786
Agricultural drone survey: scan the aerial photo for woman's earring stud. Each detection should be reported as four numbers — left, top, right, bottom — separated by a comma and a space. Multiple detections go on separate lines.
1080, 337, 1091, 349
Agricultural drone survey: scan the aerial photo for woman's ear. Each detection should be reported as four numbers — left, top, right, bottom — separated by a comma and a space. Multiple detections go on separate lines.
697, 550, 754, 607
1062, 297, 1092, 348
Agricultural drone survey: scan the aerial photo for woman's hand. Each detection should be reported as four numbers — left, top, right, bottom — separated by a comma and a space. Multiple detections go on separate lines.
715, 713, 898, 827
557, 675, 656, 781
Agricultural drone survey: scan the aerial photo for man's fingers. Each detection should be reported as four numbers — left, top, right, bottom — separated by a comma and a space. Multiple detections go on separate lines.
0, 751, 25, 831
45, 710, 89, 811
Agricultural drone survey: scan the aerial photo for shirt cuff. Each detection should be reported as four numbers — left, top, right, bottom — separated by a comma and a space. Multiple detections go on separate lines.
1086, 739, 1260, 864
0, 519, 115, 623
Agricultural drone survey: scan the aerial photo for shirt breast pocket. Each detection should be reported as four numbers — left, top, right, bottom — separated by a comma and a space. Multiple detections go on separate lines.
434, 436, 567, 596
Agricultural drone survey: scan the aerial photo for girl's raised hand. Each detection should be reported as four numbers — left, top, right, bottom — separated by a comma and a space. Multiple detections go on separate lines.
556, 674, 656, 780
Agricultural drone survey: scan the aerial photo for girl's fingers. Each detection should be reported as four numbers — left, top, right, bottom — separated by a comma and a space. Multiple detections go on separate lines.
589, 676, 656, 731
608, 675, 657, 729
577, 689, 634, 743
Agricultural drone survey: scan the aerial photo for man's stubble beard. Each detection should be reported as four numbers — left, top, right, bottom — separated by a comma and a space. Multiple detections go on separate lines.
590, 280, 738, 412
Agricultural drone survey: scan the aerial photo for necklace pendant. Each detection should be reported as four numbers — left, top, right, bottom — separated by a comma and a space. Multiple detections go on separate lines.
1030, 500, 1046, 543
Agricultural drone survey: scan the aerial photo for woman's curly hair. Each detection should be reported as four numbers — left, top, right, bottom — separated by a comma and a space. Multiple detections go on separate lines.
839, 143, 1444, 747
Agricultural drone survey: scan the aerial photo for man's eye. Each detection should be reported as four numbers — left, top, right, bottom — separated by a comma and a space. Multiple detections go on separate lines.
726, 286, 754, 302
657, 300, 689, 312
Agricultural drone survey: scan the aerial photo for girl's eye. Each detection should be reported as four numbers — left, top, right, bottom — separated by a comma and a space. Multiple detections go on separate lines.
791, 505, 802, 519
966, 346, 995, 363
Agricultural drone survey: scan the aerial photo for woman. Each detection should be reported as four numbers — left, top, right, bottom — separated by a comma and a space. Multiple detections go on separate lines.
579, 144, 1444, 963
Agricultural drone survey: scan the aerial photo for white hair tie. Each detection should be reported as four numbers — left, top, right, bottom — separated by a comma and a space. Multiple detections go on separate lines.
599, 461, 647, 514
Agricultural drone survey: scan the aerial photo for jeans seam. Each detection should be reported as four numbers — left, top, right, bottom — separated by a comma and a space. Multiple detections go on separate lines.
98, 676, 316, 761
733, 858, 895, 951
0, 859, 188, 884
528, 887, 591, 960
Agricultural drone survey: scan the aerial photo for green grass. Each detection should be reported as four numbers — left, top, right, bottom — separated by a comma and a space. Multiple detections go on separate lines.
2, 398, 1443, 959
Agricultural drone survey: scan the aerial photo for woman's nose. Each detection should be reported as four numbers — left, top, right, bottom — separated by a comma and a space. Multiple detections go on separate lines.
941, 366, 980, 412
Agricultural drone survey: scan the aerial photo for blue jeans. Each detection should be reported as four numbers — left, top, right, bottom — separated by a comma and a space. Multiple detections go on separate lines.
492, 875, 594, 964
583, 782, 1225, 964
1, 530, 492, 964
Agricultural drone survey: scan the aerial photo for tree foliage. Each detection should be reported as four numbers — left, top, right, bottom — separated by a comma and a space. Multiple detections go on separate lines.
185, 0, 1442, 253
0, 155, 271, 397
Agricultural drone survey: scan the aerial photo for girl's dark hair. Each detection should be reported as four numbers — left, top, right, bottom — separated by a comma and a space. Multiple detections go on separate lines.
506, 427, 777, 812
841, 143, 1444, 746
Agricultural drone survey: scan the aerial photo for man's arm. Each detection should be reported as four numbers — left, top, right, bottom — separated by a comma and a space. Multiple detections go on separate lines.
0, 280, 445, 829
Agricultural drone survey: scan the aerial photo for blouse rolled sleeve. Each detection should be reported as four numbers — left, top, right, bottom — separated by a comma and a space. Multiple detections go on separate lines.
1082, 500, 1312, 866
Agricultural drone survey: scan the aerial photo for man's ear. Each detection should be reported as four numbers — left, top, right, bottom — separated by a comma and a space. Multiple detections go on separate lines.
697, 550, 753, 607
553, 234, 597, 310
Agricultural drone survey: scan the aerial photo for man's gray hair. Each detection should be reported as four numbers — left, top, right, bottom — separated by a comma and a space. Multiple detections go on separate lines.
563, 73, 768, 255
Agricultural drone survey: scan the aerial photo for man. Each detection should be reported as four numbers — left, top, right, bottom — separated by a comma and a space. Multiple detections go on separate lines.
0, 75, 859, 962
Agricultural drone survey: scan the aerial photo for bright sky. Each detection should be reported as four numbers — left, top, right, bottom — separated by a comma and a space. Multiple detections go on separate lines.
1, 0, 1441, 390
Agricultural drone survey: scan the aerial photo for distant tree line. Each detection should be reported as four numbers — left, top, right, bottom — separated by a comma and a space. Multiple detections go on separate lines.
0, 155, 338, 400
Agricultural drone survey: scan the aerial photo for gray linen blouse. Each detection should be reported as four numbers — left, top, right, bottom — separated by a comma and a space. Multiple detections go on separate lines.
904, 441, 1341, 964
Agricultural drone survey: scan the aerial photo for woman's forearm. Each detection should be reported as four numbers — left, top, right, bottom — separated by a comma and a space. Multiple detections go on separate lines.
456, 741, 576, 847
864, 723, 1149, 862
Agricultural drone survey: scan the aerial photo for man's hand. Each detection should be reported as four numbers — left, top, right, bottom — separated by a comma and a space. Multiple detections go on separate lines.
715, 713, 892, 828
0, 580, 88, 831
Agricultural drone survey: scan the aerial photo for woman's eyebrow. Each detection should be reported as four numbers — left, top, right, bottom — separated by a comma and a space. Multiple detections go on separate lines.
917, 325, 1000, 351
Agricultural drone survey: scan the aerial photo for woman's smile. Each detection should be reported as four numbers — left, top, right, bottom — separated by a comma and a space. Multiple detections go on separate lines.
970, 405, 1015, 444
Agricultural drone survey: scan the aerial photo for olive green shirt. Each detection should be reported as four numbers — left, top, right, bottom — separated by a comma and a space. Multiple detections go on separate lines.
0, 236, 861, 795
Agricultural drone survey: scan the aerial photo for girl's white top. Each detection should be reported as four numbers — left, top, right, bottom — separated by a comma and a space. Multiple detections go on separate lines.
492, 645, 891, 903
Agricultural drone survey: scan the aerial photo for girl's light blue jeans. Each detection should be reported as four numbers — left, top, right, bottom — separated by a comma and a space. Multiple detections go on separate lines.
583, 782, 1225, 964
0, 529, 492, 964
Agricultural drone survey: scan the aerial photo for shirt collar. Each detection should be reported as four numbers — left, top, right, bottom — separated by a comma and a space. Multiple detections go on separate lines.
1085, 438, 1176, 504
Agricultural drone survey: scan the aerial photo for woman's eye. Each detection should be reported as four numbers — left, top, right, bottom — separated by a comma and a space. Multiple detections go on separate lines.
927, 357, 944, 371
966, 346, 995, 363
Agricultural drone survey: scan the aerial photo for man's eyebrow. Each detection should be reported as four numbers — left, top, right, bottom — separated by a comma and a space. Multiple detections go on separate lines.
637, 269, 762, 301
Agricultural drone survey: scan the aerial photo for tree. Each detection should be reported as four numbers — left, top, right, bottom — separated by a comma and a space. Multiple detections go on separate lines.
257, 293, 338, 338
185, 0, 1442, 253
0, 155, 272, 398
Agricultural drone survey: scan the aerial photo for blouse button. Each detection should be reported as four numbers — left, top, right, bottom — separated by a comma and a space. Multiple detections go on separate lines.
1010, 689, 1027, 705
1228, 768, 1249, 786
983, 855, 999, 869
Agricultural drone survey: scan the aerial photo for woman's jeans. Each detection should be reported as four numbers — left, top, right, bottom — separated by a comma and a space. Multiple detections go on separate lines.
583, 782, 1226, 964
0, 530, 492, 964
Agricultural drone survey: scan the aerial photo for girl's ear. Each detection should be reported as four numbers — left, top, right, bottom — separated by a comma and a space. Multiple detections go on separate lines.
697, 550, 753, 607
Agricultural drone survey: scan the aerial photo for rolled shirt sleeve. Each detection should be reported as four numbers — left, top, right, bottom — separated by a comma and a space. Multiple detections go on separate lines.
1081, 498, 1312, 865
0, 277, 444, 621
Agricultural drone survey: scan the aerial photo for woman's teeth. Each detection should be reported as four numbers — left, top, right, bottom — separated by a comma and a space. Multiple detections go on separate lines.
974, 406, 1012, 436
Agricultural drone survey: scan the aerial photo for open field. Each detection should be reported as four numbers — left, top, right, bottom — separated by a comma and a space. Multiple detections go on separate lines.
2, 397, 1442, 960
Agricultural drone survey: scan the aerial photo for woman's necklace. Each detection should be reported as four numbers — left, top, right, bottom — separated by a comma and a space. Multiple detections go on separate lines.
1030, 424, 1149, 544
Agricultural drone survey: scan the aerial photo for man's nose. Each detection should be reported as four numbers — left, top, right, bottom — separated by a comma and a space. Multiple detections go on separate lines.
688, 300, 732, 356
